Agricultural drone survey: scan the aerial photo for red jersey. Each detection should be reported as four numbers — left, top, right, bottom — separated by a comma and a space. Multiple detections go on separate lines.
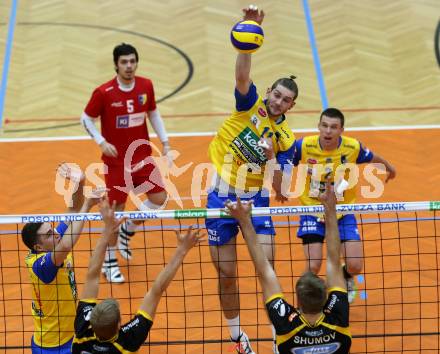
84, 76, 157, 166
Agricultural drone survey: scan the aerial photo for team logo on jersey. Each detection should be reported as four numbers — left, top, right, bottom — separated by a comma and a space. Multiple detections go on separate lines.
111, 101, 123, 107
117, 115, 129, 128
138, 93, 147, 105
307, 158, 317, 164
250, 114, 261, 129
116, 113, 145, 128
233, 127, 267, 164
258, 107, 267, 117
292, 342, 340, 353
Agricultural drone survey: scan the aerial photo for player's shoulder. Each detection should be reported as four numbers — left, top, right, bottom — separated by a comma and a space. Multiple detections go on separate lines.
341, 135, 360, 150
302, 135, 319, 146
135, 76, 154, 87
25, 250, 46, 264
96, 77, 118, 93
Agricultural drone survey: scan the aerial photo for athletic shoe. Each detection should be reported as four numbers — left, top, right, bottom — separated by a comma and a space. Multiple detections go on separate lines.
230, 331, 255, 354
346, 277, 357, 303
102, 265, 125, 283
118, 223, 135, 260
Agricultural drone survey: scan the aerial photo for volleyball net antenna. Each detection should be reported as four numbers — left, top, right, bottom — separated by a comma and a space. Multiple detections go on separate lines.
0, 201, 439, 353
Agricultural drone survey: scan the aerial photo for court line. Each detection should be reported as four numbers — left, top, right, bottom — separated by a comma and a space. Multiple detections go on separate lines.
0, 0, 18, 129
302, 0, 328, 109
1, 124, 440, 143
435, 19, 440, 67
5, 104, 440, 124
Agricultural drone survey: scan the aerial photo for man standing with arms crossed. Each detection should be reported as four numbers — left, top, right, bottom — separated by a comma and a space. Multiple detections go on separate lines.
81, 43, 171, 283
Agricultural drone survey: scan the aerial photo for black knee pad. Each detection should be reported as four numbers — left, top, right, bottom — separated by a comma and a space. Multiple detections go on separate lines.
301, 234, 324, 245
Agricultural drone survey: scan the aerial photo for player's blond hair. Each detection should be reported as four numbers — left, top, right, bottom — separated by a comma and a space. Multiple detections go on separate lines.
90, 298, 121, 340
296, 271, 327, 314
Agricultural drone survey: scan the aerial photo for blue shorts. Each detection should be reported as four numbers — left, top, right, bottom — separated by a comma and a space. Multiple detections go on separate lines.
205, 190, 275, 246
297, 214, 360, 242
31, 337, 73, 354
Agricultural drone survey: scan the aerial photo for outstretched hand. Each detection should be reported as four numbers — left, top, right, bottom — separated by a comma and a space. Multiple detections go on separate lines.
175, 226, 205, 252
57, 162, 85, 183
224, 197, 253, 223
318, 179, 337, 211
258, 137, 274, 160
83, 186, 109, 209
99, 195, 125, 243
242, 4, 265, 25
385, 163, 396, 183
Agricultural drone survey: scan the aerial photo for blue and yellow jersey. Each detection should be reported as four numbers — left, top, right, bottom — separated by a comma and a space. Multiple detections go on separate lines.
208, 83, 295, 191
24, 223, 77, 348
292, 135, 373, 206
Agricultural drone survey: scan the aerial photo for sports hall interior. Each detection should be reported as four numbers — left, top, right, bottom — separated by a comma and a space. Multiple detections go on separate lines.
0, 0, 440, 353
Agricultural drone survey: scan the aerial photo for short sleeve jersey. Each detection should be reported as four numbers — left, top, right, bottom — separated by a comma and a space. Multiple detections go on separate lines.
24, 223, 77, 348
292, 135, 373, 205
72, 300, 153, 354
266, 288, 351, 354
208, 83, 295, 191
84, 76, 157, 166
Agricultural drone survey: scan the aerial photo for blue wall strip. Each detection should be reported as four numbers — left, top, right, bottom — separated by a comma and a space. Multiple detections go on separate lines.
302, 0, 328, 109
0, 0, 18, 129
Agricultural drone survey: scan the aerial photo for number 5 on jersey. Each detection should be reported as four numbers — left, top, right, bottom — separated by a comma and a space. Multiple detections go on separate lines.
127, 99, 134, 113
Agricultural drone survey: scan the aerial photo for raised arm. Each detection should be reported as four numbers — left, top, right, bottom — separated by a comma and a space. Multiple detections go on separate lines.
235, 5, 265, 95
52, 164, 102, 266
140, 227, 205, 318
320, 180, 346, 290
81, 197, 122, 299
226, 198, 282, 301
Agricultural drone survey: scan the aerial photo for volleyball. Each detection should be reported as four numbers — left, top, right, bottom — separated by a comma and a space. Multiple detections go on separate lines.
230, 20, 264, 54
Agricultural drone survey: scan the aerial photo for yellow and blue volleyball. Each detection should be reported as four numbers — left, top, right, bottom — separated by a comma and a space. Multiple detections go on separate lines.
230, 20, 264, 54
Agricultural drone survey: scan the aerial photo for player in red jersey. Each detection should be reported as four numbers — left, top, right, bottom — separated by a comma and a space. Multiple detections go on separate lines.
81, 43, 170, 283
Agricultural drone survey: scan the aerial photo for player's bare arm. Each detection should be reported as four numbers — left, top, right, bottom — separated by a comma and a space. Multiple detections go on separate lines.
319, 180, 346, 290
81, 197, 122, 299
225, 198, 282, 301
235, 5, 265, 95
80, 111, 118, 158
140, 226, 205, 318
51, 164, 102, 266
371, 153, 396, 182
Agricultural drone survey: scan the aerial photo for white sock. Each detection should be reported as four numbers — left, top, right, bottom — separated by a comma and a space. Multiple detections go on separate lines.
271, 324, 277, 341
139, 198, 167, 211
103, 246, 117, 268
124, 219, 137, 233
227, 316, 241, 340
